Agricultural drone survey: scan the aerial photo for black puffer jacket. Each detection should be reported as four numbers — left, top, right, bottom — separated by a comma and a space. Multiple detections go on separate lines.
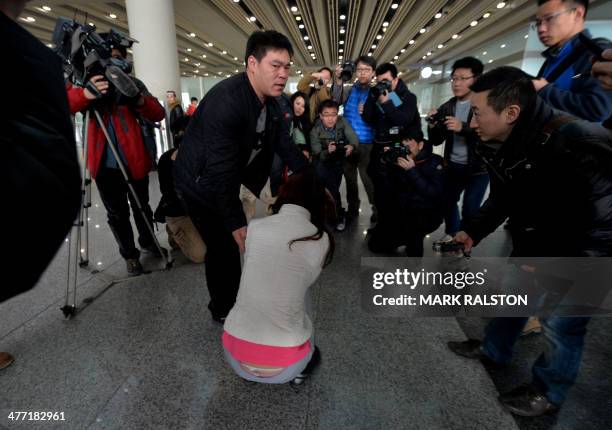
428, 97, 487, 175
462, 97, 612, 257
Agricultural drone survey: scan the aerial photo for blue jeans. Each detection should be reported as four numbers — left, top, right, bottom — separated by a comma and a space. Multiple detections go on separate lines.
443, 162, 489, 236
482, 316, 591, 405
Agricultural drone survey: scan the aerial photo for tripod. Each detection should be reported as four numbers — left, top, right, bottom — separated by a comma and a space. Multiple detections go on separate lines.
62, 108, 173, 318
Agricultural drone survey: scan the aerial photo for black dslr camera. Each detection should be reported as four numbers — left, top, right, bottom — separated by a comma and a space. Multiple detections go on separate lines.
370, 80, 392, 99
52, 18, 139, 102
381, 142, 409, 164
327, 138, 347, 158
340, 61, 356, 82
425, 110, 447, 127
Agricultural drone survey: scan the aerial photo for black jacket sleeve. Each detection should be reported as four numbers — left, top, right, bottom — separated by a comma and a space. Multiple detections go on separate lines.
362, 92, 377, 125
461, 175, 509, 244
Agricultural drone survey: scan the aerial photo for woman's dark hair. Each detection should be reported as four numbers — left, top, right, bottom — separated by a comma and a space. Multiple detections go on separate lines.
290, 91, 312, 136
271, 167, 335, 267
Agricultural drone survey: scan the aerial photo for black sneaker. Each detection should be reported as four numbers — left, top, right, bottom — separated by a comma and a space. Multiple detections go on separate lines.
126, 258, 144, 276
499, 384, 559, 417
447, 339, 505, 368
290, 346, 321, 386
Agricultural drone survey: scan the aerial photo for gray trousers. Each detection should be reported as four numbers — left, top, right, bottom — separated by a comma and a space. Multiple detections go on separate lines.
343, 144, 375, 214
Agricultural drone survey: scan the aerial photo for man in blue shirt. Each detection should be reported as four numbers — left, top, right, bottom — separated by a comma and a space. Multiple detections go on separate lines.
532, 0, 612, 122
332, 56, 376, 223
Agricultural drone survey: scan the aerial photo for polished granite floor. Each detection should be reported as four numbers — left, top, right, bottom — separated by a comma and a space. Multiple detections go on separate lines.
0, 172, 610, 430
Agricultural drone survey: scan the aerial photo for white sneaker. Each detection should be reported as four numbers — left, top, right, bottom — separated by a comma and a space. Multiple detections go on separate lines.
335, 216, 346, 232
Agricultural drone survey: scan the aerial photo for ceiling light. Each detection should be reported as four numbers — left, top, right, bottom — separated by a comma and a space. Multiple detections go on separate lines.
226, 75, 230, 78
497, 2, 506, 8
218, 72, 223, 75
421, 67, 433, 79
202, 54, 207, 58
489, 59, 494, 63
500, 44, 506, 48
452, 34, 459, 39
290, 61, 294, 65
195, 62, 200, 66
367, 53, 372, 57
42, 6, 51, 11
409, 40, 415, 45
483, 12, 491, 18
222, 50, 227, 54
483, 51, 487, 55
189, 32, 196, 37
383, 28, 387, 32
89, 22, 95, 26
394, 55, 399, 60
391, 3, 398, 9
187, 48, 192, 52
340, 29, 345, 34
376, 35, 382, 40
433, 70, 442, 75
24, 16, 36, 22
296, 16, 301, 21
340, 14, 346, 20
390, 61, 394, 64
339, 55, 343, 59
525, 34, 529, 39
400, 48, 406, 53
208, 42, 213, 46
372, 44, 377, 49
46, 43, 53, 48
299, 24, 304, 29
235, 69, 239, 73
427, 52, 432, 56
234, 57, 238, 60
304, 36, 309, 40
291, 6, 298, 12
184, 58, 189, 61
339, 49, 343, 52
422, 56, 427, 60
109, 13, 117, 19
435, 13, 442, 19
308, 45, 313, 49
438, 44, 444, 49
382, 22, 389, 27
233, 0, 239, 2
249, 16, 256, 22
340, 40, 344, 45
420, 28, 426, 34
470, 20, 478, 27
205, 73, 209, 76
297, 70, 301, 74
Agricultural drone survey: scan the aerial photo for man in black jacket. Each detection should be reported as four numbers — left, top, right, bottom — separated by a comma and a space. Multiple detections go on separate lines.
174, 31, 307, 322
448, 67, 612, 416
1, 0, 81, 369
427, 57, 487, 243
362, 62, 421, 225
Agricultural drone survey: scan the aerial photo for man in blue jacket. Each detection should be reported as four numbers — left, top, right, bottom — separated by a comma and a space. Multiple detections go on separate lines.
532, 0, 612, 122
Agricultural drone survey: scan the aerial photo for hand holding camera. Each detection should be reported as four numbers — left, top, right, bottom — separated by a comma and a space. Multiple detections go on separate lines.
396, 155, 415, 171
84, 75, 109, 100
444, 117, 463, 132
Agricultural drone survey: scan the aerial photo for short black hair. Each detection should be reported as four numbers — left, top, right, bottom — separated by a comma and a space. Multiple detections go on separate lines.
376, 63, 398, 78
469, 66, 536, 114
452, 57, 484, 77
190, 97, 198, 102
319, 99, 339, 114
355, 55, 377, 71
318, 67, 333, 76
244, 30, 294, 64
537, 0, 588, 19
166, 90, 177, 97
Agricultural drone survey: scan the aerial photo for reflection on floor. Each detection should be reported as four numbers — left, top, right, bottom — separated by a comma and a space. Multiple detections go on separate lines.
0, 173, 610, 430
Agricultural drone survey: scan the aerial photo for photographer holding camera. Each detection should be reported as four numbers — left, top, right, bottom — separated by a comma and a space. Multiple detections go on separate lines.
448, 67, 612, 416
367, 130, 443, 256
362, 63, 421, 226
310, 100, 359, 231
297, 67, 333, 124
67, 38, 166, 276
427, 57, 488, 244
332, 56, 377, 222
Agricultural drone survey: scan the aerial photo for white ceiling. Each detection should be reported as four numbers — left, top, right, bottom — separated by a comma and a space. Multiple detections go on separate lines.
20, 0, 609, 80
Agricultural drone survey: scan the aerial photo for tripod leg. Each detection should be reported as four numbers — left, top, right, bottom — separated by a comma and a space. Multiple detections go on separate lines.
92, 109, 173, 269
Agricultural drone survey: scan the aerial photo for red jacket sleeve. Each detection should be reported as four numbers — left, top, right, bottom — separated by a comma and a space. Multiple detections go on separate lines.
66, 84, 91, 114
135, 95, 166, 122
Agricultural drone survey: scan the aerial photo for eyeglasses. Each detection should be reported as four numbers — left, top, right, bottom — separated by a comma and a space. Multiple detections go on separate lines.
450, 75, 474, 82
532, 8, 576, 29
321, 113, 338, 118
356, 68, 373, 74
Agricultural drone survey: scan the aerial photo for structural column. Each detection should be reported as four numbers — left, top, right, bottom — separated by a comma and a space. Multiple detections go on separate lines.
125, 0, 181, 103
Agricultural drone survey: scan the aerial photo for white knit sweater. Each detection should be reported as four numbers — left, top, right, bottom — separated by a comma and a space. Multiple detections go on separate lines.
223, 204, 329, 347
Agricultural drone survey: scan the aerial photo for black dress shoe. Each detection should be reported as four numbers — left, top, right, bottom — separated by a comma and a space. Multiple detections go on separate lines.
499, 384, 559, 417
447, 339, 504, 368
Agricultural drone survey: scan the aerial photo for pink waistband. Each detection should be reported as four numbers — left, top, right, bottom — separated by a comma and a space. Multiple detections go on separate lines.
222, 331, 311, 367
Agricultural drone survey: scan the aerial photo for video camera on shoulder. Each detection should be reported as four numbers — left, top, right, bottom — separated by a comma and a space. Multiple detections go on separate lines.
52, 18, 140, 102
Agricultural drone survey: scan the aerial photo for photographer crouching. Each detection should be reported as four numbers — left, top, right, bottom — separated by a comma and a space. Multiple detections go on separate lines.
310, 100, 359, 231
66, 32, 166, 276
367, 130, 444, 256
